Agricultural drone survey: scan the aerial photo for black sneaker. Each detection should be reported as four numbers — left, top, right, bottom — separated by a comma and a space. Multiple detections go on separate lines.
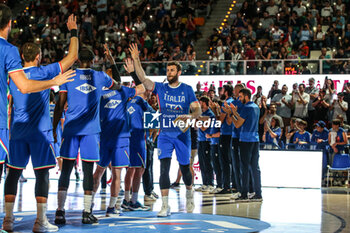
55, 209, 66, 224
215, 189, 231, 195
170, 182, 180, 189
82, 211, 98, 224
249, 195, 263, 202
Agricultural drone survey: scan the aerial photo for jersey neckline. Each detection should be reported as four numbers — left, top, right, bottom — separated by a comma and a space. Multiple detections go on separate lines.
168, 82, 182, 89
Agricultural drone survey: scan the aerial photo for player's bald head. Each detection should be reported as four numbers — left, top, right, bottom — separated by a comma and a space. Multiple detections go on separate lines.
0, 4, 12, 30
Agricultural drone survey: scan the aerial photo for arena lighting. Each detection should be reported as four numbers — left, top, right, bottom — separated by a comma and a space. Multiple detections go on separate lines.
233, 1, 236, 3
105, 37, 109, 41
46, 24, 49, 27
221, 23, 224, 26
207, 51, 210, 54
58, 1, 62, 4
29, 24, 32, 27
306, 3, 310, 7
225, 15, 229, 18
30, 16, 34, 19
257, 7, 260, 11
13, 20, 17, 24
219, 26, 223, 30
223, 19, 227, 22
229, 8, 232, 10
198, 70, 202, 73
200, 65, 203, 68
19, 29, 23, 32
36, 38, 40, 42
231, 4, 234, 7
202, 61, 206, 63
26, 7, 29, 10
53, 36, 57, 40
121, 33, 125, 36
227, 11, 230, 14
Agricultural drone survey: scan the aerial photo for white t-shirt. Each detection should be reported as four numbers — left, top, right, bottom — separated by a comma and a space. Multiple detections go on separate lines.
272, 93, 292, 118
333, 101, 348, 122
293, 5, 306, 17
321, 6, 333, 17
266, 5, 279, 16
293, 92, 310, 118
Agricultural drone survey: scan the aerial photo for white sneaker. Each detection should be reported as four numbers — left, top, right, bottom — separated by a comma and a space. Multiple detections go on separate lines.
248, 192, 255, 199
202, 185, 214, 193
33, 218, 59, 232
210, 187, 223, 194
230, 192, 241, 200
157, 205, 171, 217
2, 216, 14, 232
195, 185, 206, 192
144, 194, 157, 202
186, 189, 195, 213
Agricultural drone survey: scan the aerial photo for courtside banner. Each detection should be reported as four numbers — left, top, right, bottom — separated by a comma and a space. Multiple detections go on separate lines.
122, 74, 349, 95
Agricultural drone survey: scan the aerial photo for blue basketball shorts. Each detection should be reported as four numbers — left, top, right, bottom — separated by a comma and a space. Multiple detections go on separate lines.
98, 137, 130, 168
129, 133, 147, 168
8, 130, 56, 170
156, 133, 191, 165
60, 134, 100, 162
0, 128, 9, 164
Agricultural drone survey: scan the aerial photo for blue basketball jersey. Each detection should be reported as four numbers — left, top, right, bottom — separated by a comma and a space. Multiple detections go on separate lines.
60, 68, 113, 136
0, 38, 23, 129
152, 82, 197, 138
232, 98, 243, 139
127, 95, 154, 134
100, 86, 136, 140
239, 101, 260, 142
221, 97, 234, 135
10, 63, 62, 139
197, 108, 215, 142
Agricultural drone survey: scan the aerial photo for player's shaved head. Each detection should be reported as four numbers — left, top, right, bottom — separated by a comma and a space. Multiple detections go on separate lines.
79, 48, 95, 63
0, 4, 12, 30
21, 43, 41, 63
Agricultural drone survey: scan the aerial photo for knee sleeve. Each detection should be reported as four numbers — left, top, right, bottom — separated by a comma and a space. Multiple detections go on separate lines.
58, 159, 75, 189
159, 158, 171, 189
82, 161, 94, 191
34, 168, 49, 198
180, 164, 192, 186
5, 168, 22, 196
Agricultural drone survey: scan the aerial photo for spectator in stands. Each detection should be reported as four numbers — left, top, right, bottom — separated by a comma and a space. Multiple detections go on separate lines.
266, 61, 283, 74
253, 86, 265, 106
319, 48, 332, 74
299, 41, 309, 59
300, 62, 311, 74
292, 83, 310, 120
258, 11, 274, 38
263, 117, 282, 148
293, 120, 311, 149
330, 92, 348, 122
333, 48, 347, 74
343, 83, 350, 123
272, 84, 292, 127
260, 103, 284, 129
243, 42, 256, 74
293, 0, 306, 17
329, 119, 348, 164
267, 80, 282, 99
232, 12, 248, 31
312, 89, 330, 122
313, 24, 325, 49
285, 117, 298, 145
305, 78, 319, 128
323, 78, 336, 102
311, 120, 329, 181
321, 1, 333, 24
266, 0, 279, 16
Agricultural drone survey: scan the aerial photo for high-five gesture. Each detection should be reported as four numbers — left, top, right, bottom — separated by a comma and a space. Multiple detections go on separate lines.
66, 14, 77, 31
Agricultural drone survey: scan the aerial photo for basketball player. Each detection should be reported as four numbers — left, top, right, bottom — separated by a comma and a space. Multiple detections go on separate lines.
129, 43, 202, 217
53, 45, 123, 224
0, 4, 73, 188
92, 58, 145, 216
2, 14, 78, 232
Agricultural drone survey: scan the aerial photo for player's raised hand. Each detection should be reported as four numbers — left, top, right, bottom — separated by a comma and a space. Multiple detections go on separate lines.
222, 101, 232, 114
104, 43, 115, 64
67, 14, 77, 31
129, 43, 140, 60
123, 58, 135, 73
53, 69, 76, 86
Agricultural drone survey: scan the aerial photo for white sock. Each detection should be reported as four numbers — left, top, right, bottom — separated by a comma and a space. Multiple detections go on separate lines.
5, 202, 14, 218
37, 203, 47, 222
131, 192, 138, 204
186, 189, 193, 198
92, 191, 96, 200
57, 190, 67, 211
161, 196, 169, 207
109, 196, 117, 208
125, 191, 130, 202
84, 195, 93, 213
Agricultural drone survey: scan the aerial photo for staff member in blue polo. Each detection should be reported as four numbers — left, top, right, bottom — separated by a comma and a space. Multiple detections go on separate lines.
226, 88, 262, 202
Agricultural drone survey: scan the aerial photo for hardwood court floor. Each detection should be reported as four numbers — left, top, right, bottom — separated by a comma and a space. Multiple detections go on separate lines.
0, 180, 348, 233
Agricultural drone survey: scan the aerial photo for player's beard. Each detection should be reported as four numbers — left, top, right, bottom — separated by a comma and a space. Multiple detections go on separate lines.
167, 74, 179, 85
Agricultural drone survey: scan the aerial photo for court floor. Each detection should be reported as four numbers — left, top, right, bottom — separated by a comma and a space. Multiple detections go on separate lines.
0, 179, 349, 233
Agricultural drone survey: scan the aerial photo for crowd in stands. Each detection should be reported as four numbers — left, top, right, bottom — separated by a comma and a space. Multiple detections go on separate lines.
208, 0, 350, 75
9, 0, 214, 75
